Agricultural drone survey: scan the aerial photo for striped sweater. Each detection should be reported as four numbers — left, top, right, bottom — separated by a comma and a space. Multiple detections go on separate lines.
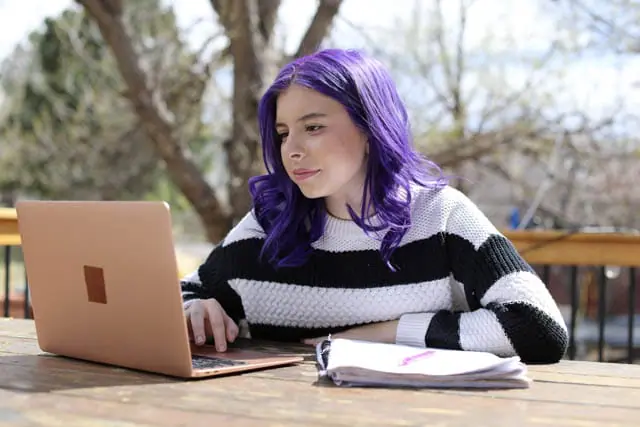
180, 185, 569, 364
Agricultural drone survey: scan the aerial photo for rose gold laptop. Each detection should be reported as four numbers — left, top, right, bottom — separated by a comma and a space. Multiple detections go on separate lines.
15, 200, 304, 378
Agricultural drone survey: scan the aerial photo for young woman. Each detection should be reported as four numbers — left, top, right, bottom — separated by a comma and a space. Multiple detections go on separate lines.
180, 48, 568, 364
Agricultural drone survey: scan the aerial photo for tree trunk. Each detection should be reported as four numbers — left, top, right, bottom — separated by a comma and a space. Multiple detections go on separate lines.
78, 0, 232, 242
212, 0, 344, 222
80, 0, 343, 240
223, 0, 267, 220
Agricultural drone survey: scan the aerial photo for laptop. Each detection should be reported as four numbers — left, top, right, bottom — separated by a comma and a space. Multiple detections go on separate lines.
15, 200, 304, 378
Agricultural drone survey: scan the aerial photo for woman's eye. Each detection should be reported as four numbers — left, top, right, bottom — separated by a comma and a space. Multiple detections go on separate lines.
277, 132, 289, 142
306, 125, 324, 133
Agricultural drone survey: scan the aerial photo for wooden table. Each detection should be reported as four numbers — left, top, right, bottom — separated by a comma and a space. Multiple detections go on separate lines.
0, 318, 639, 427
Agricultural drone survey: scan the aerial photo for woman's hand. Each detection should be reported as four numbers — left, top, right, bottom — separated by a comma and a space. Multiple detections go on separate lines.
302, 320, 399, 346
185, 298, 239, 352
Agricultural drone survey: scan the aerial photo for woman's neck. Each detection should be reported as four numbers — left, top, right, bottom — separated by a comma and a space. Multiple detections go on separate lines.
322, 207, 383, 238
321, 194, 382, 239
323, 165, 369, 219
324, 200, 376, 220
324, 189, 375, 220
320, 182, 419, 237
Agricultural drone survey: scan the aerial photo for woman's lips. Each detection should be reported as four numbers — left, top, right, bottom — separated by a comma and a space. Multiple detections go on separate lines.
292, 169, 320, 181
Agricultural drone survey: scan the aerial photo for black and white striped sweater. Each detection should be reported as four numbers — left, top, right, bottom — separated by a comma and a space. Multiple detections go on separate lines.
181, 185, 568, 364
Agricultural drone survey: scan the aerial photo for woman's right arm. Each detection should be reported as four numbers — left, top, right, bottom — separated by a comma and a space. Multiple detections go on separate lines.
179, 210, 264, 351
180, 243, 245, 321
180, 244, 246, 352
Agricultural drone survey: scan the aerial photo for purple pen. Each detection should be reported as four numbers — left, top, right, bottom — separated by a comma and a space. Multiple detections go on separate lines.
398, 350, 435, 366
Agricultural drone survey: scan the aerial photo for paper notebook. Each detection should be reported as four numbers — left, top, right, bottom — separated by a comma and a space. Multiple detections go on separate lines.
315, 338, 532, 389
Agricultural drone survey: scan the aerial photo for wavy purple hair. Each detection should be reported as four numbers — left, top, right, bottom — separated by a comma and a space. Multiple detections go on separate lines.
248, 48, 447, 270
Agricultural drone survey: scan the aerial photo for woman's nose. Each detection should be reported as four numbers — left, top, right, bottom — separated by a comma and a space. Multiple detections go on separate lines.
284, 136, 305, 160
289, 151, 304, 160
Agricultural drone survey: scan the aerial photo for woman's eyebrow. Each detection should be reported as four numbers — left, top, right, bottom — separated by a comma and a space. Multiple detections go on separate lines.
276, 112, 327, 127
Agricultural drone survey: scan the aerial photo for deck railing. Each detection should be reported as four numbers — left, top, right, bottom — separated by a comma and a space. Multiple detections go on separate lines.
2, 208, 639, 363
0, 208, 30, 319
503, 230, 640, 363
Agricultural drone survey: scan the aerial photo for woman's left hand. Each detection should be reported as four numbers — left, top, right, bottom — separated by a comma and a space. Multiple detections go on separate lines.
302, 320, 399, 346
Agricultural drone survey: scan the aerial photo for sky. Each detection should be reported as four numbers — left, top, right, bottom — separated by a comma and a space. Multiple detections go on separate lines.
0, 0, 638, 125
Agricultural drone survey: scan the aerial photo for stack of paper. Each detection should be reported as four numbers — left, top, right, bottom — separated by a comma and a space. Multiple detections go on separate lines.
315, 338, 531, 389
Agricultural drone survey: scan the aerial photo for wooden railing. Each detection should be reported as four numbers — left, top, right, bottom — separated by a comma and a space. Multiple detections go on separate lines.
505, 230, 640, 267
0, 208, 29, 318
497, 230, 639, 363
2, 208, 640, 362
0, 208, 19, 246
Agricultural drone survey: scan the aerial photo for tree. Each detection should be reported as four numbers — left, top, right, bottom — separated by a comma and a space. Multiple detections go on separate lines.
538, 0, 640, 228
75, 0, 344, 242
374, 0, 564, 193
366, 0, 639, 229
548, 0, 640, 53
0, 0, 214, 204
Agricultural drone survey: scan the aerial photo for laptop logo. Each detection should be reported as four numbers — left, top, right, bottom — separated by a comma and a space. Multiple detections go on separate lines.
83, 265, 107, 304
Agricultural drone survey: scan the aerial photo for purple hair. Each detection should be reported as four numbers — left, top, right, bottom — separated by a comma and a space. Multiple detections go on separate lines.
248, 48, 447, 270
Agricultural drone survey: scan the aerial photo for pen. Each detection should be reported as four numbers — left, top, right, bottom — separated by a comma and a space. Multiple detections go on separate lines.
398, 350, 435, 366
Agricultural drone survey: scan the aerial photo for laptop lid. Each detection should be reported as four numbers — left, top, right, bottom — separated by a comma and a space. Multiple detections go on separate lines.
16, 200, 194, 377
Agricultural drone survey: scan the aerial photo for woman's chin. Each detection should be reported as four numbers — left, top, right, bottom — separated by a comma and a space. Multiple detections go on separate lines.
297, 187, 328, 199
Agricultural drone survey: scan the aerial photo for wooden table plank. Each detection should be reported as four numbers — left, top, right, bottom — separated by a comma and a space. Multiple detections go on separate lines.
0, 318, 639, 427
2, 365, 640, 427
529, 360, 640, 379
0, 389, 294, 427
530, 370, 640, 388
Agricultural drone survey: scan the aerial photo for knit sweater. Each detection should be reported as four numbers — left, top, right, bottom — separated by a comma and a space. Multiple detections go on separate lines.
180, 185, 569, 364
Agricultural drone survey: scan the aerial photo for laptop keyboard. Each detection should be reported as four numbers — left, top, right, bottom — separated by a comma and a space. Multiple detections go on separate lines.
191, 355, 248, 370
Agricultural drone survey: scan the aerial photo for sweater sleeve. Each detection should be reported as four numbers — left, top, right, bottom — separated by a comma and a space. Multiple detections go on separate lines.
180, 244, 246, 324
179, 210, 263, 324
395, 191, 569, 364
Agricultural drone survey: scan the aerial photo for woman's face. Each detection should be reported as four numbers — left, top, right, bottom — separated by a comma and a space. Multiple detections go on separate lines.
276, 84, 368, 218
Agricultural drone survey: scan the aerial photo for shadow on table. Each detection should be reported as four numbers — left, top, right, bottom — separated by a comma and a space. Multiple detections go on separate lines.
0, 339, 319, 393
0, 353, 179, 393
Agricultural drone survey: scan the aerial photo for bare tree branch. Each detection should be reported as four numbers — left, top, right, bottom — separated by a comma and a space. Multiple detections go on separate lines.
209, 1, 267, 216
76, 0, 232, 241
559, 0, 640, 52
209, 0, 234, 33
258, 0, 281, 43
293, 0, 344, 58
211, 0, 282, 63
452, 0, 468, 122
427, 129, 518, 169
475, 42, 559, 133
206, 0, 345, 217
433, 0, 455, 108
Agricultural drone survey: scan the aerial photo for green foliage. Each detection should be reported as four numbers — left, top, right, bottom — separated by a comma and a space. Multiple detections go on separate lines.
0, 0, 216, 208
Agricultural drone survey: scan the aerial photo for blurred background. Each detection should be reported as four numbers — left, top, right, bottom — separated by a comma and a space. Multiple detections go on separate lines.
1, 0, 639, 360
